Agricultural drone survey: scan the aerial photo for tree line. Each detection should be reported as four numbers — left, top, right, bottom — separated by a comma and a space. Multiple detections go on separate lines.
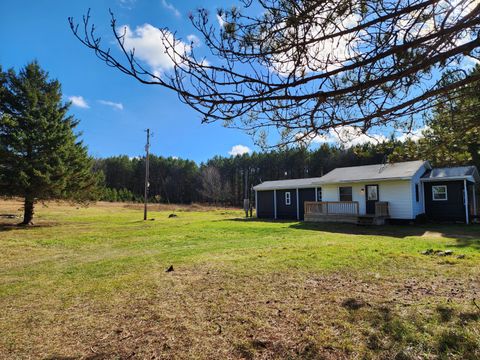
90, 140, 425, 206
97, 61, 480, 206
2, 61, 479, 224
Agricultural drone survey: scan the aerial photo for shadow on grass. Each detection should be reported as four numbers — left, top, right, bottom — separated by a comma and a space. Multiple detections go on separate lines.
289, 221, 480, 242
0, 221, 59, 232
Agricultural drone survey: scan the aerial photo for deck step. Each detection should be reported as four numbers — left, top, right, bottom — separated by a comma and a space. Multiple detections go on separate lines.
356, 216, 375, 226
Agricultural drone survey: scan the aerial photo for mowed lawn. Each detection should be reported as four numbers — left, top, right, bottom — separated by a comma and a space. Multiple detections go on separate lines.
0, 200, 479, 359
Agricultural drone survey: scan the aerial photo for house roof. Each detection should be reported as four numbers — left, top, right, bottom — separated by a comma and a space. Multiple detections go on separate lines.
421, 166, 480, 183
317, 160, 428, 184
253, 177, 324, 191
253, 160, 429, 190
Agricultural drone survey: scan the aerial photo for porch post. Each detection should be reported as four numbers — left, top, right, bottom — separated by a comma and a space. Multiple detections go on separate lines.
473, 185, 477, 218
421, 181, 426, 214
315, 187, 318, 202
273, 190, 277, 220
464, 179, 469, 224
296, 188, 300, 220
255, 190, 258, 218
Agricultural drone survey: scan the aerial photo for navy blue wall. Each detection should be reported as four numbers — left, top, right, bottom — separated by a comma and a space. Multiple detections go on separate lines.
298, 188, 316, 220
276, 189, 298, 219
424, 181, 466, 221
256, 191, 274, 218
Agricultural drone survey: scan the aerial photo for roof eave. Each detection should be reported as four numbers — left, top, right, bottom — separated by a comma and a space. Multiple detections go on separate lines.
420, 176, 476, 183
313, 176, 414, 185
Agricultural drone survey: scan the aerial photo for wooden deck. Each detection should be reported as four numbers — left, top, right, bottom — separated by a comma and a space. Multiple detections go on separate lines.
304, 201, 390, 225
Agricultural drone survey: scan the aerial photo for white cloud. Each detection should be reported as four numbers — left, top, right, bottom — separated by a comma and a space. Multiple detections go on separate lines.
98, 100, 124, 111
297, 125, 430, 147
395, 126, 429, 142
118, 0, 136, 9
68, 96, 89, 109
187, 34, 201, 47
161, 0, 181, 17
229, 144, 252, 156
270, 5, 362, 75
120, 23, 193, 74
216, 14, 225, 28
298, 126, 387, 148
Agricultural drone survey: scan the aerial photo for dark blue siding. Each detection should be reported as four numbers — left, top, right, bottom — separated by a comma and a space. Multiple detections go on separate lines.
276, 189, 297, 219
256, 191, 274, 218
298, 188, 316, 220
424, 181, 466, 221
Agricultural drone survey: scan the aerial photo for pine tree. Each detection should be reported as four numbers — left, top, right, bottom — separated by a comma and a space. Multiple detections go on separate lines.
0, 61, 99, 225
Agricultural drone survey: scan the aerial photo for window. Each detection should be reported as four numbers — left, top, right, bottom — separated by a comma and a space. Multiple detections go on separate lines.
367, 186, 378, 201
415, 184, 419, 202
432, 185, 447, 201
339, 186, 353, 202
317, 187, 322, 201
285, 192, 291, 205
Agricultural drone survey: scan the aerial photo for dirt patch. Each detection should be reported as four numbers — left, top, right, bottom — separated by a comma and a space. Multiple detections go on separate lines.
4, 268, 479, 359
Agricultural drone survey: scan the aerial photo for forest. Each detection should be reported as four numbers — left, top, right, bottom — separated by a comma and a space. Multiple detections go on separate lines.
95, 142, 395, 205
97, 62, 480, 206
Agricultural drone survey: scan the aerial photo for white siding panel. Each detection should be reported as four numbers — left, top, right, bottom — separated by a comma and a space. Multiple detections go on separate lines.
321, 180, 414, 219
410, 164, 427, 217
378, 180, 413, 219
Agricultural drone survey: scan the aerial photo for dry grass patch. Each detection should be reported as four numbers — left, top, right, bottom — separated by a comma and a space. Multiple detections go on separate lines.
0, 200, 479, 359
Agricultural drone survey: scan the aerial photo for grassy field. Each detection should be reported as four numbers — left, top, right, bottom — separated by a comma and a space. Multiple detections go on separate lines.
0, 199, 479, 359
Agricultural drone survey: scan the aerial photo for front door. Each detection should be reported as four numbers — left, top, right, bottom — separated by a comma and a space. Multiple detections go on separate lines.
365, 185, 379, 215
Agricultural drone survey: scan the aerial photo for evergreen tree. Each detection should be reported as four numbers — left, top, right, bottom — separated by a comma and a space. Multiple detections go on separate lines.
0, 61, 99, 225
390, 65, 480, 168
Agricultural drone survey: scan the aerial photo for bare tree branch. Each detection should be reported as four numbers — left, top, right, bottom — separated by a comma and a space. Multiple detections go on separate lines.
69, 0, 480, 146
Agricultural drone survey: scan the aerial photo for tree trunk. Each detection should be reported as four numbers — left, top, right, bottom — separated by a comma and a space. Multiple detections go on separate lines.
21, 197, 35, 225
467, 143, 480, 169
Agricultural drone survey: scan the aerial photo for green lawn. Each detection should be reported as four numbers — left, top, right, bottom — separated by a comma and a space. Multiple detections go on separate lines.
0, 200, 479, 359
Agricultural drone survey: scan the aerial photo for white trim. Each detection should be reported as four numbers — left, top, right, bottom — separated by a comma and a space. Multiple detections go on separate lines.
421, 176, 476, 183
273, 190, 277, 219
315, 187, 318, 202
432, 185, 448, 201
464, 180, 469, 224
421, 181, 426, 213
296, 188, 299, 220
473, 186, 477, 217
255, 190, 258, 218
285, 191, 291, 205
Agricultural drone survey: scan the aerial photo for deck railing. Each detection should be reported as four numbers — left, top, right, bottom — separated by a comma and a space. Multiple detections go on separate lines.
375, 202, 389, 217
305, 201, 359, 216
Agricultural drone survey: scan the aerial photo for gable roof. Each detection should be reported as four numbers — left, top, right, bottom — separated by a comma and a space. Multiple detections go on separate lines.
317, 160, 429, 184
253, 177, 324, 191
421, 166, 480, 183
253, 160, 429, 190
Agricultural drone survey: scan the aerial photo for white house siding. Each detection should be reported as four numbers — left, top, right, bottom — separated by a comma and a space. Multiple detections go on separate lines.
320, 180, 414, 219
410, 164, 428, 217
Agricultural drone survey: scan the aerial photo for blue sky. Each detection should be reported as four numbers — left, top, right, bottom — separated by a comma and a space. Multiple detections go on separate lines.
0, 0, 255, 162
2, 1, 474, 162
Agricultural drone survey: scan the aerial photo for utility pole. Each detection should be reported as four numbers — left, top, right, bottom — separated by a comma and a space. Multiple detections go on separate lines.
244, 168, 249, 218
144, 129, 150, 221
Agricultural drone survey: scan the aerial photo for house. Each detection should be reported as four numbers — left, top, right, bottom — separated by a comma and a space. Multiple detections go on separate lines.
253, 160, 479, 224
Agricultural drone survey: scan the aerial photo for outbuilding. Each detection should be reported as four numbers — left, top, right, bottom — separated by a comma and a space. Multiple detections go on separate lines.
421, 166, 479, 223
253, 177, 323, 220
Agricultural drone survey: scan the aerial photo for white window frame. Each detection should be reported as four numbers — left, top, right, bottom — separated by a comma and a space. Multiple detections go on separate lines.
432, 185, 448, 201
317, 187, 322, 202
285, 191, 291, 205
